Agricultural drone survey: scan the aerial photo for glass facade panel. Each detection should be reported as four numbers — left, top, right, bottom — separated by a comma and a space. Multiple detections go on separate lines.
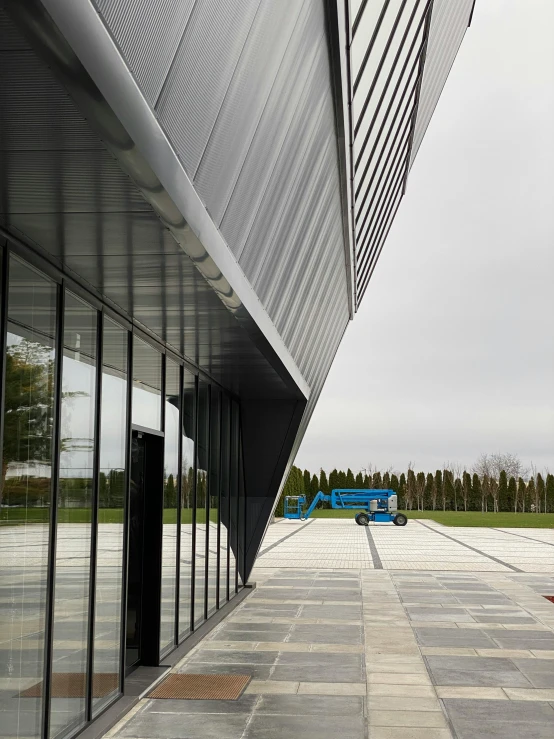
179, 371, 195, 639
238, 432, 246, 587
229, 400, 239, 597
219, 394, 230, 603
160, 359, 179, 656
50, 292, 97, 739
1, 256, 56, 739
92, 317, 127, 717
132, 336, 161, 430
0, 250, 247, 739
207, 388, 220, 615
194, 380, 209, 625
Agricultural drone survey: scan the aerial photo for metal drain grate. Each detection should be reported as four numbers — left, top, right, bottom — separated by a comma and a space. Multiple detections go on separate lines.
148, 673, 250, 700
544, 596, 554, 604
21, 673, 119, 698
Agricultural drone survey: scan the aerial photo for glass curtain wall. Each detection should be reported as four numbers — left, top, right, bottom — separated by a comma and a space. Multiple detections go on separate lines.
1, 256, 57, 739
92, 317, 128, 716
160, 359, 180, 657
207, 389, 220, 615
50, 292, 98, 739
219, 395, 231, 604
132, 337, 162, 430
194, 381, 209, 626
0, 248, 246, 739
229, 400, 240, 597
179, 370, 195, 638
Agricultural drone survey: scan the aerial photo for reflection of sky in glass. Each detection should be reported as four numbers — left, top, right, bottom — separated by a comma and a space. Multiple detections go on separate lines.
182, 437, 194, 473
59, 355, 96, 478
165, 400, 179, 479
132, 383, 161, 430
100, 373, 127, 472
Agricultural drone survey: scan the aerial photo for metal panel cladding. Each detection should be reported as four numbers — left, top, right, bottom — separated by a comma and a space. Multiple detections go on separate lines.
409, 0, 474, 167
93, 0, 196, 106
90, 0, 351, 395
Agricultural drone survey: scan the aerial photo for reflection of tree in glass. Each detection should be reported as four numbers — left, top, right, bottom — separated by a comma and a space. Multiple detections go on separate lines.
1, 339, 54, 508
165, 473, 177, 507
181, 462, 194, 509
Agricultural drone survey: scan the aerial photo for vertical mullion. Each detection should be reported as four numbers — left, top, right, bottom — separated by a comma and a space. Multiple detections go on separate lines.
174, 364, 183, 646
239, 411, 247, 586
160, 352, 166, 653
216, 395, 223, 609
41, 282, 65, 739
226, 400, 231, 602
190, 375, 198, 633
85, 310, 103, 722
0, 246, 9, 494
234, 402, 239, 595
119, 329, 133, 689
203, 384, 211, 621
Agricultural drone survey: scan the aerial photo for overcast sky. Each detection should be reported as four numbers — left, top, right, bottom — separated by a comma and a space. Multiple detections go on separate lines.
297, 0, 554, 476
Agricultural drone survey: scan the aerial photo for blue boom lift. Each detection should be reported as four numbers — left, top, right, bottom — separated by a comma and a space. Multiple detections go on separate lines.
283, 489, 407, 526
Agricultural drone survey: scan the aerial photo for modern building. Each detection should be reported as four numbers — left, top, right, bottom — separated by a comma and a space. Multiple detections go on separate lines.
0, 1, 475, 737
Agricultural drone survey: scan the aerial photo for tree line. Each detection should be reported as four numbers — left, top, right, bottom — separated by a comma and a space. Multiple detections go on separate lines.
276, 456, 554, 516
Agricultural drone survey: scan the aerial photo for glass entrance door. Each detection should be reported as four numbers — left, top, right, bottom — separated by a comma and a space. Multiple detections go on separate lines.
126, 432, 145, 669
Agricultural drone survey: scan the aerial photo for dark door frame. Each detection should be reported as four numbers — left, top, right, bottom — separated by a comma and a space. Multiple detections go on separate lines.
126, 426, 165, 670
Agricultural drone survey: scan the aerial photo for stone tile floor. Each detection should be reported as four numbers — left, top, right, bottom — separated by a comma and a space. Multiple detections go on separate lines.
105, 520, 554, 738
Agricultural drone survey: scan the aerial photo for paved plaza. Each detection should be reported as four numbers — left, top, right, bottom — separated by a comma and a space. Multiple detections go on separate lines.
103, 519, 554, 738
258, 518, 554, 572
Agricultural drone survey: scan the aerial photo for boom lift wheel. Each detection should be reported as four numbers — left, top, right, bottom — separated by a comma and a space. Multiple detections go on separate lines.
357, 512, 370, 526
354, 512, 364, 526
393, 513, 407, 526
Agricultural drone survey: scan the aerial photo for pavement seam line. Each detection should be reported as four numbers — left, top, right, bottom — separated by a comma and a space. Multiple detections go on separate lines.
364, 526, 383, 569
257, 518, 314, 558
491, 527, 554, 548
415, 520, 523, 572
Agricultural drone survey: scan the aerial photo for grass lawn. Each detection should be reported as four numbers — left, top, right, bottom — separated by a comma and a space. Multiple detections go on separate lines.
309, 508, 554, 528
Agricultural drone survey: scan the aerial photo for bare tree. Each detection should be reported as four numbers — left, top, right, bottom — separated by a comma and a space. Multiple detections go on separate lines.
482, 475, 490, 512
490, 478, 499, 513
361, 463, 377, 478
473, 453, 529, 482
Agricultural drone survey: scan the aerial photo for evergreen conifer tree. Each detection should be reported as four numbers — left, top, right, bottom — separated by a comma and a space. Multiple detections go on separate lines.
498, 471, 508, 512
372, 471, 382, 489
462, 472, 472, 512
355, 472, 363, 488
398, 473, 406, 508
329, 469, 339, 492
303, 469, 311, 499
390, 474, 399, 493
319, 469, 329, 494
425, 473, 434, 510
346, 468, 356, 488
489, 477, 498, 512
472, 473, 481, 512
434, 470, 443, 511
527, 477, 536, 512
454, 478, 462, 511
383, 471, 391, 489
537, 474, 545, 514
443, 471, 454, 511
517, 477, 526, 512
310, 474, 319, 498
545, 474, 554, 514
507, 476, 517, 512
337, 469, 347, 488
